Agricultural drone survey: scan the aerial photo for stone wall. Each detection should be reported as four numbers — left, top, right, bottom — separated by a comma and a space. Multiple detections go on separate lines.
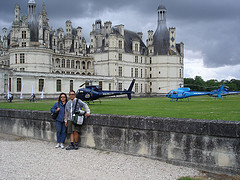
0, 108, 239, 175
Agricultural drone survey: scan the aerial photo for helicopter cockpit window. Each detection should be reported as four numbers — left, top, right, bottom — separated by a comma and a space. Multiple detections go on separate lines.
173, 91, 177, 94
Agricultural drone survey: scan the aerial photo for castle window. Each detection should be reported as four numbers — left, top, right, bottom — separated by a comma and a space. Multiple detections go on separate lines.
131, 68, 133, 78
87, 62, 91, 69
20, 53, 25, 63
56, 80, 61, 92
20, 68, 25, 71
118, 83, 122, 91
135, 83, 138, 93
70, 80, 73, 91
109, 83, 111, 91
135, 44, 139, 52
82, 61, 85, 69
17, 78, 21, 92
179, 69, 182, 78
76, 61, 80, 69
53, 39, 56, 46
119, 53, 122, 61
141, 69, 143, 78
99, 81, 103, 90
62, 59, 65, 68
39, 79, 44, 92
135, 56, 138, 63
118, 67, 122, 77
15, 54, 17, 64
66, 60, 70, 68
150, 57, 152, 64
22, 31, 26, 39
119, 40, 122, 49
22, 42, 26, 47
141, 84, 143, 93
135, 68, 138, 78
71, 60, 74, 68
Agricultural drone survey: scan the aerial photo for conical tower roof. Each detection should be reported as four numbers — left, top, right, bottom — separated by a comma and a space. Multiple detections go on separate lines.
153, 4, 169, 55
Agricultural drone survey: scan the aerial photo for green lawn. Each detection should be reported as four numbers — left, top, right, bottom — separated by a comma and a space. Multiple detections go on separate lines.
0, 95, 240, 121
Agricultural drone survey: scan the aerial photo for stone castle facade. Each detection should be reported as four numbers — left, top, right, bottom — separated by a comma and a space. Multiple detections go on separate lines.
0, 0, 184, 99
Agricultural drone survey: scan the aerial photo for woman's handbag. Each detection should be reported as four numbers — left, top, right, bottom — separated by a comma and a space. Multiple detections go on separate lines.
51, 102, 60, 120
72, 99, 85, 125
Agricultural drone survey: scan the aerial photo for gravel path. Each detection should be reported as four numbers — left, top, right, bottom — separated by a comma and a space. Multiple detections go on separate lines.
0, 133, 201, 180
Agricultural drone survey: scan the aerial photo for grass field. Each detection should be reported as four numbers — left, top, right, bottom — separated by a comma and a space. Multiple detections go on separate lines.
0, 95, 240, 121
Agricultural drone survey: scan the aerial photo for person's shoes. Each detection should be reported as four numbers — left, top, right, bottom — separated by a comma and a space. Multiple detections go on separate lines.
60, 143, 64, 149
55, 143, 60, 148
74, 143, 79, 150
66, 144, 74, 150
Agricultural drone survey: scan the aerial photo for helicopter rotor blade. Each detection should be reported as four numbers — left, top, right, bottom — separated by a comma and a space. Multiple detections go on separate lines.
79, 83, 85, 88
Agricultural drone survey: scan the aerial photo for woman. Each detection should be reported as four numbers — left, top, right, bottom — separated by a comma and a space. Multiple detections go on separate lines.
51, 93, 68, 149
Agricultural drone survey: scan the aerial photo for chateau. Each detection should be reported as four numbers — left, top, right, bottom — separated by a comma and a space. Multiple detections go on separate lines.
0, 0, 184, 99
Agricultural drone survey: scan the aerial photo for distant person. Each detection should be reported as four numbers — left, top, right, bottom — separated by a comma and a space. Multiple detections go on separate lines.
64, 90, 90, 150
30, 93, 36, 102
51, 93, 68, 149
8, 93, 13, 103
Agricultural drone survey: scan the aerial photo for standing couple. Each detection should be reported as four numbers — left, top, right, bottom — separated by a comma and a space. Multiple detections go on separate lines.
50, 90, 90, 150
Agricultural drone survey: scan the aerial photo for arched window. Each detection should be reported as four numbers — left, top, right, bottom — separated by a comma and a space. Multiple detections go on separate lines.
71, 60, 74, 68
87, 61, 91, 69
82, 61, 86, 69
62, 59, 65, 68
76, 61, 80, 69
66, 60, 70, 68
55, 58, 60, 67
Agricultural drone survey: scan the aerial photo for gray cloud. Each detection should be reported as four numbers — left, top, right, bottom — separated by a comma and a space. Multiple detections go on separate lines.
0, 0, 240, 72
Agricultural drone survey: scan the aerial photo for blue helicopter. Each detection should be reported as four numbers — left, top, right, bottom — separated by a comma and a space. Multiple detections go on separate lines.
166, 85, 225, 102
76, 79, 135, 103
210, 87, 240, 97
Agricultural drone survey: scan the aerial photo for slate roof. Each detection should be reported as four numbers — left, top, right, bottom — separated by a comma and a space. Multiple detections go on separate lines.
111, 27, 148, 55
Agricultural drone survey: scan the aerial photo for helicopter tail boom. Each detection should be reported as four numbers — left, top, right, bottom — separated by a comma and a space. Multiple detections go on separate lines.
216, 84, 225, 98
126, 79, 135, 100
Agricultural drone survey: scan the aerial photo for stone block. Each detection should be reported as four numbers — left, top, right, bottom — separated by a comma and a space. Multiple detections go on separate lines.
91, 125, 100, 135
192, 149, 204, 164
128, 116, 147, 129
109, 115, 129, 128
145, 117, 164, 131
192, 135, 205, 150
91, 114, 110, 126
209, 120, 237, 137
153, 131, 171, 145
103, 127, 125, 140
205, 152, 216, 166
102, 138, 125, 152
214, 137, 237, 153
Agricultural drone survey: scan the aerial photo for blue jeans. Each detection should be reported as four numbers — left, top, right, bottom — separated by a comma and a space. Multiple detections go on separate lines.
56, 121, 66, 143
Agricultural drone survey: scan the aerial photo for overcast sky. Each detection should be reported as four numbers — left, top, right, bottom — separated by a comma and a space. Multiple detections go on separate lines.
0, 0, 239, 81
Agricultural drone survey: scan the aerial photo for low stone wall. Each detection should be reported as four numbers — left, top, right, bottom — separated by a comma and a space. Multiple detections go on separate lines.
0, 108, 239, 175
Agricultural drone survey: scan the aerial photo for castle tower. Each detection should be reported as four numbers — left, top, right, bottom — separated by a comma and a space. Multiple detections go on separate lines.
153, 4, 169, 55
28, 0, 38, 42
13, 4, 21, 25
66, 20, 72, 37
95, 19, 102, 34
2, 28, 8, 49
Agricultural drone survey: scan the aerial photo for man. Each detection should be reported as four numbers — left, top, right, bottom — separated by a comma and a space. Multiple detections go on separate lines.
64, 90, 90, 150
